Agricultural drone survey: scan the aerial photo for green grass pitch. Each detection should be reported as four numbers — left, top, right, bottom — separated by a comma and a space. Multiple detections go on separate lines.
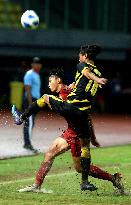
0, 145, 131, 205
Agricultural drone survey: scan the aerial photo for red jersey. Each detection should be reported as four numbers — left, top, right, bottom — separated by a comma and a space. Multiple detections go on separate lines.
59, 85, 72, 100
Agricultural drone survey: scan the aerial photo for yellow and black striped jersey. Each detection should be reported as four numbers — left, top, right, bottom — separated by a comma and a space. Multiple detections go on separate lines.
67, 62, 101, 111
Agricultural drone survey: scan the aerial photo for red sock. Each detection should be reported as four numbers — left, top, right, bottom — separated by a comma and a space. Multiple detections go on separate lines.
89, 165, 113, 182
35, 161, 53, 187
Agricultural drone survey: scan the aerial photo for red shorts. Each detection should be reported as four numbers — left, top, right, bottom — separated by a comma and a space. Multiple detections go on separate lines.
61, 128, 81, 157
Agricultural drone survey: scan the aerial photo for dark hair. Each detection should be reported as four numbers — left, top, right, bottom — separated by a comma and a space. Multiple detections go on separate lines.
32, 57, 42, 64
49, 68, 65, 83
80, 44, 102, 60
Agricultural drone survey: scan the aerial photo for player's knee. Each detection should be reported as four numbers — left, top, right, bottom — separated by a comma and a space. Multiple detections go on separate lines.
37, 94, 49, 108
81, 147, 90, 158
37, 96, 45, 108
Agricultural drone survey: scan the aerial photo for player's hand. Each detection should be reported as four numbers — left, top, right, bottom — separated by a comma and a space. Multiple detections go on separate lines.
68, 82, 75, 90
91, 138, 101, 147
98, 78, 107, 85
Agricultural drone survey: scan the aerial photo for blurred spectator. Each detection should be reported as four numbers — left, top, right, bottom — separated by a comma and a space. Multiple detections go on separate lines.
109, 72, 122, 113
18, 61, 28, 82
110, 72, 122, 95
23, 57, 42, 152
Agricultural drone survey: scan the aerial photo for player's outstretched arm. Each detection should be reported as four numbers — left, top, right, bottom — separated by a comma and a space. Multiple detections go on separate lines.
83, 69, 107, 85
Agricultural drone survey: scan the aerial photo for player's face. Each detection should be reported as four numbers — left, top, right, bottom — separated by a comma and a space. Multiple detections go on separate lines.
79, 53, 87, 63
32, 63, 42, 73
48, 76, 60, 92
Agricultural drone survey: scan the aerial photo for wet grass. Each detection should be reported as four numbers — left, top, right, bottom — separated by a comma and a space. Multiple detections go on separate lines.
0, 145, 131, 205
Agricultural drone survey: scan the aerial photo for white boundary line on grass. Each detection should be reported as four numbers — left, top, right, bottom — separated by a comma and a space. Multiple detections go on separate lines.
0, 171, 76, 186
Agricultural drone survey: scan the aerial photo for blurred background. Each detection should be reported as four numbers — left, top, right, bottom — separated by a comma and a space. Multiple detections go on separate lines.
0, 0, 131, 114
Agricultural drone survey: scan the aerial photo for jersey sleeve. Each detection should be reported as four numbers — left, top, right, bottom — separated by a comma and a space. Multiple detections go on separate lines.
77, 63, 89, 74
24, 73, 32, 86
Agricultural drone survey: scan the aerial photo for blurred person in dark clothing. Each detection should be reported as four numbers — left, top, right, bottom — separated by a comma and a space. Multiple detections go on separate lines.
109, 72, 122, 113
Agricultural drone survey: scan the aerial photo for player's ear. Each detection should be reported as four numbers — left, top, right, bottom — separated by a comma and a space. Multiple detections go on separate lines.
85, 53, 88, 59
57, 77, 61, 84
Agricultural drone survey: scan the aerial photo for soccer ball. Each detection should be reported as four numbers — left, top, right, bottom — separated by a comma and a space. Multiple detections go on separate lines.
21, 10, 39, 29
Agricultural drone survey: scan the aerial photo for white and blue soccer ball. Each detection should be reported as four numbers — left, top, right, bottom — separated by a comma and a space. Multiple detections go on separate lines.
21, 10, 39, 29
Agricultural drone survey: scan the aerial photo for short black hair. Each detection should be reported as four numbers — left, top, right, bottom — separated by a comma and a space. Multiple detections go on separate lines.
80, 44, 102, 60
49, 68, 65, 83
32, 57, 42, 64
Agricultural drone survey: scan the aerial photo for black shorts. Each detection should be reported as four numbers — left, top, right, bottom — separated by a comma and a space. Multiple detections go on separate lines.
49, 95, 91, 139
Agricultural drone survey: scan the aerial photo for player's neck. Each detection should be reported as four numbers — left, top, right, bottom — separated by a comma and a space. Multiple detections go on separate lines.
32, 68, 39, 73
56, 84, 63, 93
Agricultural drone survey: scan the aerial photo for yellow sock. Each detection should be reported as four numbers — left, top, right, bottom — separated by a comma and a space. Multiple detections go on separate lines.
81, 147, 90, 158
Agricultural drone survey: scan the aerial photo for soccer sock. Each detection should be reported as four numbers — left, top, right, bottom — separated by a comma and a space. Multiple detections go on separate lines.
35, 160, 53, 187
21, 101, 41, 121
81, 147, 91, 183
89, 165, 113, 182
21, 96, 46, 121
81, 157, 90, 182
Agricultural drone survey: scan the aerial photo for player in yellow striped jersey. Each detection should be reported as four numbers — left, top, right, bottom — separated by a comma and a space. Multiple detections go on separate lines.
67, 45, 106, 111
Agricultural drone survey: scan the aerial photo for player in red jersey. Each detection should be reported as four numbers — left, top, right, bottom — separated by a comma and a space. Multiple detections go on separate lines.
18, 69, 124, 194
